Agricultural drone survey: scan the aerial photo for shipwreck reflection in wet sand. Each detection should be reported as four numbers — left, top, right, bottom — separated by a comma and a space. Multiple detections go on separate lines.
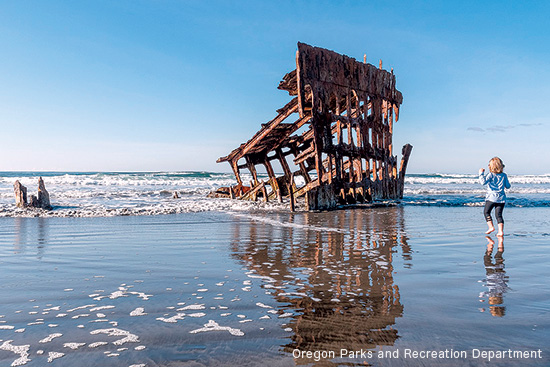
230, 207, 410, 365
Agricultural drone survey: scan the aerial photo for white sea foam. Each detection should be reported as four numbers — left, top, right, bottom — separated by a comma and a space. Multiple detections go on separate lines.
63, 342, 86, 349
88, 341, 108, 348
178, 304, 205, 311
189, 320, 244, 336
129, 291, 152, 300
188, 312, 206, 318
89, 305, 115, 312
43, 306, 60, 311
90, 328, 139, 345
39, 333, 62, 343
67, 305, 95, 313
255, 302, 272, 309
47, 352, 64, 363
2, 171, 550, 217
0, 171, 289, 217
156, 313, 185, 323
130, 308, 147, 317
0, 340, 31, 366
72, 314, 90, 319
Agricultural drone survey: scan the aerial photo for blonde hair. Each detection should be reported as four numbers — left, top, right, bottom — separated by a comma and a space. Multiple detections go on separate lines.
489, 157, 504, 174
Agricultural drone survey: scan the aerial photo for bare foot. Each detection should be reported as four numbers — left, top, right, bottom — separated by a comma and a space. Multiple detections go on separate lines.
497, 232, 504, 237
486, 227, 495, 235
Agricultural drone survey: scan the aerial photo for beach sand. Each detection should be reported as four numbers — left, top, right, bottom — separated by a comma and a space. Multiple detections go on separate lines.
0, 206, 548, 366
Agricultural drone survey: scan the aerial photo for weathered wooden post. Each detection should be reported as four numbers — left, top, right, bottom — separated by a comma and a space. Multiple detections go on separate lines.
14, 177, 53, 210
261, 181, 269, 203
288, 173, 295, 212
14, 181, 27, 208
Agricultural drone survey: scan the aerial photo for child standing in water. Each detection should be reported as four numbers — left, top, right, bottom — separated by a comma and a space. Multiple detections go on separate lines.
479, 157, 511, 237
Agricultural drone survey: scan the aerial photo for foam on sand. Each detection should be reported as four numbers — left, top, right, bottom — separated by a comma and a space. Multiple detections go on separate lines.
71, 314, 90, 319
90, 328, 139, 345
156, 313, 185, 323
189, 320, 244, 336
39, 333, 62, 343
188, 312, 206, 318
89, 305, 115, 312
129, 308, 147, 316
67, 305, 95, 313
47, 352, 64, 363
0, 340, 31, 366
63, 342, 86, 349
88, 341, 108, 348
178, 304, 205, 311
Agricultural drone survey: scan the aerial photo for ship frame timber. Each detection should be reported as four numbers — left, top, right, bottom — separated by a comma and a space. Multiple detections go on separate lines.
216, 42, 412, 211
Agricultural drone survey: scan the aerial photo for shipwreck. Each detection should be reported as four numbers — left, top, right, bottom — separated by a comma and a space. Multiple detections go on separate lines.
214, 43, 412, 211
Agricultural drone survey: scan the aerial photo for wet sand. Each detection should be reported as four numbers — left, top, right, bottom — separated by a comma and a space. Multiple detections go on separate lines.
0, 206, 548, 366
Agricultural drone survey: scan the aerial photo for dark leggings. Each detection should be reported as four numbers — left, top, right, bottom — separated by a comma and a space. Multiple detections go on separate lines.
484, 201, 505, 224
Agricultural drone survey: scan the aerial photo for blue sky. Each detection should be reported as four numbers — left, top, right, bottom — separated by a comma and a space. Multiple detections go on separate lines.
1, 1, 549, 174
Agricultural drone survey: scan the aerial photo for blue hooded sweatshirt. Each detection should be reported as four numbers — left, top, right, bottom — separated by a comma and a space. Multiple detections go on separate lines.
479, 172, 511, 203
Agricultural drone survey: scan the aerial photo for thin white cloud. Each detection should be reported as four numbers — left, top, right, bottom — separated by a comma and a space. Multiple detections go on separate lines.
468, 122, 543, 133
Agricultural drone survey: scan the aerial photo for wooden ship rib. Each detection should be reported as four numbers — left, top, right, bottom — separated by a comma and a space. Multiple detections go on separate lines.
214, 43, 412, 211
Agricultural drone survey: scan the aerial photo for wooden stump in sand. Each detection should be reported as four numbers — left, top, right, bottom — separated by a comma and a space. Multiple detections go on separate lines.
37, 177, 52, 210
28, 194, 39, 208
14, 180, 28, 208
13, 177, 53, 210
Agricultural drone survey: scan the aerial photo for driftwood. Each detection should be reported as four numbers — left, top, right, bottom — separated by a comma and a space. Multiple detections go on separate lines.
13, 177, 52, 210
215, 42, 412, 211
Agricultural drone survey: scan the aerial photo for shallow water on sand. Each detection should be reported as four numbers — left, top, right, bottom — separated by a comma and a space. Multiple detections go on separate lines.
0, 207, 549, 366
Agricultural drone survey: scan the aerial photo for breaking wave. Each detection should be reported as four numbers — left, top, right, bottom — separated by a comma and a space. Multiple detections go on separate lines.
1, 172, 549, 217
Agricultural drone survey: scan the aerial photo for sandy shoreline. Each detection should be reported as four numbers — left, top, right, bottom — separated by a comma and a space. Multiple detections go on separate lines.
0, 206, 548, 366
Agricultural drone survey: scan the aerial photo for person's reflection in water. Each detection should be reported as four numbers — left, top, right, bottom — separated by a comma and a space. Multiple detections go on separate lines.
480, 236, 508, 317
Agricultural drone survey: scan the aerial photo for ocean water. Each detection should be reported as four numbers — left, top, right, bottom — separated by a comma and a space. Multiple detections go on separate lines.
0, 208, 548, 366
0, 172, 549, 366
1, 172, 549, 217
